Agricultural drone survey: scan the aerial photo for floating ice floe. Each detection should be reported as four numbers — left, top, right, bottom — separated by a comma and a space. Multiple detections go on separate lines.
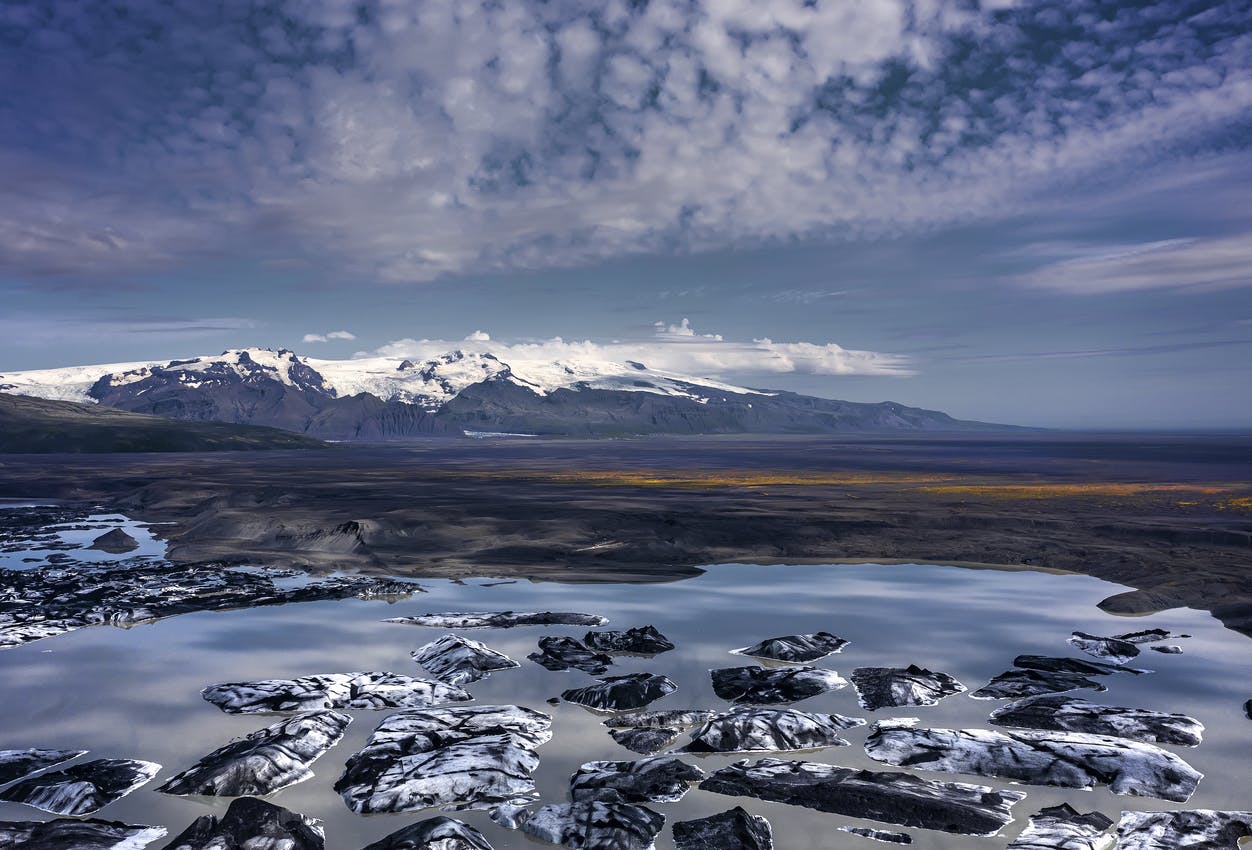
570, 757, 705, 804
1012, 655, 1149, 676
850, 665, 966, 710
334, 705, 551, 815
679, 706, 865, 754
385, 612, 607, 629
838, 825, 913, 844
359, 816, 495, 850
1114, 809, 1252, 849
522, 800, 665, 850
0, 563, 419, 651
1114, 628, 1190, 644
528, 636, 613, 674
989, 694, 1204, 747
584, 626, 674, 655
0, 748, 86, 786
1151, 645, 1183, 654
1068, 631, 1140, 665
0, 817, 166, 850
161, 796, 324, 850
0, 758, 159, 816
729, 632, 848, 663
412, 635, 520, 686
608, 728, 682, 755
602, 710, 717, 755
864, 721, 1202, 802
560, 674, 678, 712
699, 758, 1026, 836
1006, 804, 1114, 850
157, 710, 350, 797
202, 672, 471, 714
672, 807, 773, 850
971, 669, 1107, 700
710, 666, 847, 705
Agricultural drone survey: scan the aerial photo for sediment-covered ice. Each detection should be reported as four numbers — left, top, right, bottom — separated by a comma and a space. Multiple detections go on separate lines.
569, 757, 705, 804
850, 665, 966, 710
522, 800, 665, 850
672, 807, 773, 850
560, 674, 678, 712
334, 705, 551, 814
989, 695, 1203, 747
699, 758, 1026, 836
0, 748, 86, 786
412, 635, 520, 686
359, 816, 495, 850
584, 626, 674, 655
864, 721, 1202, 802
608, 728, 681, 755
0, 758, 160, 816
527, 636, 613, 674
386, 612, 607, 629
838, 826, 913, 844
157, 710, 350, 797
159, 796, 324, 850
1114, 809, 1252, 849
202, 672, 471, 714
971, 669, 1107, 700
0, 817, 166, 850
729, 632, 848, 663
710, 666, 847, 705
1068, 631, 1140, 665
680, 706, 864, 754
1006, 804, 1114, 850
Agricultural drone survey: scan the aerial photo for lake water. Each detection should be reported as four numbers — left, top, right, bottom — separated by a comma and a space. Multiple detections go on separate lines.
1, 510, 1249, 848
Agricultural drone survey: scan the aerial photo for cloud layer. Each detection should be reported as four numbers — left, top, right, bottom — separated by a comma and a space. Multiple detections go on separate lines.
370, 319, 912, 378
1, 0, 1250, 285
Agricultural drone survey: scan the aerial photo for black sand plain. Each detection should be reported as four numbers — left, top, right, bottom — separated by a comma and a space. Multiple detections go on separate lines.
2, 433, 1249, 636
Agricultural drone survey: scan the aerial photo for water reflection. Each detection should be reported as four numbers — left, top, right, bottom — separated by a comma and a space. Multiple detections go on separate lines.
1, 561, 1249, 849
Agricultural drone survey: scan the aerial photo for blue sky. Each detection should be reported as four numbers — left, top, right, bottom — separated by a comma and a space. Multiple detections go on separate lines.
2, 0, 1250, 428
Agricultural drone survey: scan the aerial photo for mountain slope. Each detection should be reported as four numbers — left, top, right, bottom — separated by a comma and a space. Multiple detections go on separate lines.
0, 393, 326, 453
0, 347, 1012, 439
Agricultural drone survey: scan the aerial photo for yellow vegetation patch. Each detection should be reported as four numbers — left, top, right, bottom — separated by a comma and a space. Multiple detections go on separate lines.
1217, 496, 1252, 513
442, 470, 956, 488
919, 483, 1232, 499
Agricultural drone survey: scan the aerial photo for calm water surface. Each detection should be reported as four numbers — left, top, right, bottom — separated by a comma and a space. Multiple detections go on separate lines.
1, 531, 1250, 848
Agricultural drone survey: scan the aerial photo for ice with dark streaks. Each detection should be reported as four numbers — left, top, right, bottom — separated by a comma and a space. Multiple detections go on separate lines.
672, 807, 773, 850
989, 695, 1203, 747
679, 706, 864, 754
0, 758, 160, 816
157, 710, 349, 797
202, 672, 471, 714
850, 665, 966, 710
1006, 804, 1114, 850
710, 666, 847, 705
412, 635, 519, 686
729, 632, 848, 663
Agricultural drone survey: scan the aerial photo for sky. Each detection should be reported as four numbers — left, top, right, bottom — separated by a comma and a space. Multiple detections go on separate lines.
1, 0, 1251, 429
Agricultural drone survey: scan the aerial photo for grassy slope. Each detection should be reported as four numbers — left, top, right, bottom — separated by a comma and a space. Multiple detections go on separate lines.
0, 393, 326, 453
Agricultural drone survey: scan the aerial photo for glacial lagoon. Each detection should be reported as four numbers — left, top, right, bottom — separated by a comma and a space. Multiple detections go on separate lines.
1, 505, 1250, 848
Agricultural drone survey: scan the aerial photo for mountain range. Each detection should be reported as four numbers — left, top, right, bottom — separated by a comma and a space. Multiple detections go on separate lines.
0, 347, 1010, 439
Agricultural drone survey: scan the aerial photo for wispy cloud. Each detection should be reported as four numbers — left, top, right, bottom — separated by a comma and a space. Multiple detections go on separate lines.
0, 315, 258, 349
370, 319, 912, 378
1, 1, 1249, 284
1014, 234, 1252, 294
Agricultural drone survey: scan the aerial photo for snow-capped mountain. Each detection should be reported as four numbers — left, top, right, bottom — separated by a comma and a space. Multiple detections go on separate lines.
0, 347, 1003, 439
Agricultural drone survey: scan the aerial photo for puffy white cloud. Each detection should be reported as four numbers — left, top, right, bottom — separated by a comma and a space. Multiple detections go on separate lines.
370, 319, 910, 378
303, 330, 356, 343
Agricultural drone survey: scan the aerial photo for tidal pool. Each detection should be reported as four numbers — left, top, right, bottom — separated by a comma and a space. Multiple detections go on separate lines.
1, 514, 1249, 848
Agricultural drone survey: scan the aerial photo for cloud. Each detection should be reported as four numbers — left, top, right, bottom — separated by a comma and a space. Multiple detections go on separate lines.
370, 318, 911, 378
1013, 234, 1252, 294
1, 1, 1250, 284
302, 330, 356, 343
0, 315, 258, 349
